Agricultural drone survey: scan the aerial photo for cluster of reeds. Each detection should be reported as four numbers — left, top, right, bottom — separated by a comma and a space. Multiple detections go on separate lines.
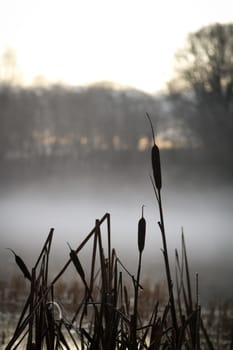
6, 117, 222, 349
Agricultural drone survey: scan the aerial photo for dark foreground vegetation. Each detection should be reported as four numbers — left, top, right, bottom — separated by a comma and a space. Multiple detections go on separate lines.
1, 22, 233, 349
3, 121, 233, 350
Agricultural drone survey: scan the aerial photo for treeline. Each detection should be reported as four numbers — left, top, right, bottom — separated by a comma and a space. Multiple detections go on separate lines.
1, 80, 232, 185
0, 83, 165, 162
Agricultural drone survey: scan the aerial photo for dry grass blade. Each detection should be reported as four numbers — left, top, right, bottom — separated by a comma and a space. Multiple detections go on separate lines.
175, 247, 189, 317
90, 229, 98, 293
106, 213, 112, 287
116, 256, 143, 290
6, 248, 31, 281
67, 242, 86, 283
124, 285, 130, 316
34, 228, 54, 269
27, 268, 35, 349
195, 273, 201, 349
182, 230, 193, 313
175, 262, 183, 328
96, 219, 108, 294
14, 296, 31, 337
157, 199, 177, 335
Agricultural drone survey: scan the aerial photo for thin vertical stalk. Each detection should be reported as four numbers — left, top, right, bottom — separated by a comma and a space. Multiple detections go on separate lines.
182, 230, 193, 313
158, 189, 178, 335
106, 213, 112, 292
26, 268, 36, 350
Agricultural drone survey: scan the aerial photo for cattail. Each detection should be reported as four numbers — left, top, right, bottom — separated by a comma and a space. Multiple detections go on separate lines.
146, 112, 162, 190
67, 242, 85, 283
151, 144, 162, 190
6, 248, 31, 281
138, 205, 146, 253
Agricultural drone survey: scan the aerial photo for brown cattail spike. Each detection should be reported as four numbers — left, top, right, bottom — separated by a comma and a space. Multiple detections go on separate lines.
152, 144, 162, 190
138, 206, 146, 253
146, 113, 162, 190
6, 248, 31, 281
67, 242, 85, 282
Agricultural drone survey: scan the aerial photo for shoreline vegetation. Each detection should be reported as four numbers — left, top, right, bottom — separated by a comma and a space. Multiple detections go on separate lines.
2, 119, 233, 349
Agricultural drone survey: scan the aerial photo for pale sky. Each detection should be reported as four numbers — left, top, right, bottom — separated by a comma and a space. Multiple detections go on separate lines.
0, 0, 233, 93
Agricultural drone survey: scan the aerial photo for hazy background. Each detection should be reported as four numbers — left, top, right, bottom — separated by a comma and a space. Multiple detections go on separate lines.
0, 1, 233, 304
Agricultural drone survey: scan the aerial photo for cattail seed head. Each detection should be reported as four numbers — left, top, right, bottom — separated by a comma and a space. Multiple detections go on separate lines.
138, 206, 146, 253
151, 144, 162, 190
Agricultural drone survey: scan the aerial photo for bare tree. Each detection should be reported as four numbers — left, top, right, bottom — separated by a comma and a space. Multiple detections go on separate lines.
171, 23, 233, 151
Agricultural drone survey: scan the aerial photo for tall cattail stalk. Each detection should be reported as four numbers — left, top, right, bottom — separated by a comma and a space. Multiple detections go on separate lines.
147, 112, 178, 339
131, 206, 146, 349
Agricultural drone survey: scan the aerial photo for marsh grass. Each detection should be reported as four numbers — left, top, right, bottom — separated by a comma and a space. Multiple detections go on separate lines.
5, 118, 229, 349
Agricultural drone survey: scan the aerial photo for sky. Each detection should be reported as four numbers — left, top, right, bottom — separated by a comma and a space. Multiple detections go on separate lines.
0, 0, 233, 93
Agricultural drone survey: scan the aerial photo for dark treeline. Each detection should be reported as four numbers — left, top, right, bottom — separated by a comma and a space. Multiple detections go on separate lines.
0, 80, 232, 186
0, 83, 163, 160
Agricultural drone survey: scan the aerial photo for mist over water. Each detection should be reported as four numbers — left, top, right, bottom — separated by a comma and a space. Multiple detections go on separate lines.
1, 169, 233, 303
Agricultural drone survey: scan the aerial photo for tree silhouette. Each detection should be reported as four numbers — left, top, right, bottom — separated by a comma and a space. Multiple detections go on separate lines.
170, 23, 233, 151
